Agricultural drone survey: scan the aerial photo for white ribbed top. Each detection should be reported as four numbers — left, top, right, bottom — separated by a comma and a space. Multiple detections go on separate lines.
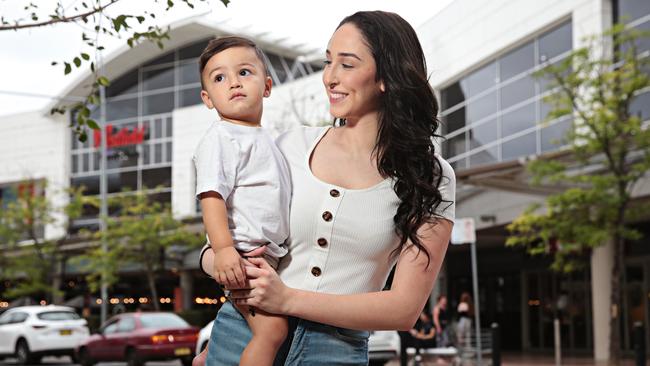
276, 126, 456, 295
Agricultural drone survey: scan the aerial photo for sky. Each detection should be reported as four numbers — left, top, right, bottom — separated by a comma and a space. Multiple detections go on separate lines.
0, 0, 454, 117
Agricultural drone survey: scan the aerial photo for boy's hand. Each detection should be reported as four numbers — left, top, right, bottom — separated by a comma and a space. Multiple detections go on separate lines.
213, 247, 246, 288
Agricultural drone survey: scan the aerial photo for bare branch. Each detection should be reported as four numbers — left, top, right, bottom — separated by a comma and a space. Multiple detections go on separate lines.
0, 0, 121, 31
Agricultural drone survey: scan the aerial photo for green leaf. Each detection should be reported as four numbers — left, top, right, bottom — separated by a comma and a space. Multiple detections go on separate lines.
97, 76, 110, 87
86, 119, 100, 130
90, 62, 95, 72
64, 62, 72, 75
136, 16, 145, 23
51, 61, 58, 66
220, 0, 230, 6
73, 57, 81, 67
81, 53, 90, 61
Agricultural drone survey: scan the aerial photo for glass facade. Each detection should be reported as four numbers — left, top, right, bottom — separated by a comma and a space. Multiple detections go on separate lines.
440, 21, 573, 170
617, 0, 650, 124
70, 38, 321, 232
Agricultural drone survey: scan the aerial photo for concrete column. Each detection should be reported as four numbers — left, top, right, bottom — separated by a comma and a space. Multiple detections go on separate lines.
431, 262, 447, 311
591, 239, 614, 362
180, 270, 193, 311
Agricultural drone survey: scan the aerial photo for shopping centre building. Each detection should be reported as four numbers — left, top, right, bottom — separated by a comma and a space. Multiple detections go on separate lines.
0, 0, 649, 361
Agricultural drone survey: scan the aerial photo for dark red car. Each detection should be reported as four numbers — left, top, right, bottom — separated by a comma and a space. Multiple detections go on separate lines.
76, 312, 198, 366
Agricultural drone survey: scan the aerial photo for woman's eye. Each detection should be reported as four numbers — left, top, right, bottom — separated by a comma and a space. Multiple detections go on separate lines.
215, 75, 224, 82
342, 64, 353, 69
323, 60, 332, 66
239, 69, 251, 76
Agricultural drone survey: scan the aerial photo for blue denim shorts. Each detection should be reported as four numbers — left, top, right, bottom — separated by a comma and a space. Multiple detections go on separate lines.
206, 302, 369, 365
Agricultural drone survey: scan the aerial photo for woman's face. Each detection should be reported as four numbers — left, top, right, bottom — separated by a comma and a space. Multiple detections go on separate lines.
323, 23, 384, 122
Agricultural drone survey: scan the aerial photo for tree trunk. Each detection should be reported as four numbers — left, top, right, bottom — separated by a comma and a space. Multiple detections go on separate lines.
609, 232, 625, 365
145, 266, 160, 311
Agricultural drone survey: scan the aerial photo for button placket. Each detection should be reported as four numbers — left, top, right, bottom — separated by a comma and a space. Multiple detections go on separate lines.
306, 187, 345, 290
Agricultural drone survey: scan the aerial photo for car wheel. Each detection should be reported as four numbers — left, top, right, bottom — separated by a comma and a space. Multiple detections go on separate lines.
368, 361, 387, 366
181, 356, 193, 366
126, 348, 143, 366
78, 348, 95, 366
15, 339, 38, 365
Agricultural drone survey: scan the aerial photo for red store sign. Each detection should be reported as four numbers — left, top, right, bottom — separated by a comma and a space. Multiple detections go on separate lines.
94, 124, 146, 148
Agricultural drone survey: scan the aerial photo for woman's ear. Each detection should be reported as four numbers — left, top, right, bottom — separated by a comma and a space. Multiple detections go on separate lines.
379, 80, 385, 93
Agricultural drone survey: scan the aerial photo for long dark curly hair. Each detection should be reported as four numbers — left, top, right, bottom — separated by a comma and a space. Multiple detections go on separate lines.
338, 11, 452, 266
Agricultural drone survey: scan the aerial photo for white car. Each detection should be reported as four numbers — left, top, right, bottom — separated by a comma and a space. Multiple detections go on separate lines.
368, 330, 401, 365
195, 320, 213, 356
195, 320, 400, 365
0, 305, 90, 364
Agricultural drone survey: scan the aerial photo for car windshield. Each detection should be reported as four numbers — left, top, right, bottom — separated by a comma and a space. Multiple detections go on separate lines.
139, 313, 189, 329
37, 311, 81, 321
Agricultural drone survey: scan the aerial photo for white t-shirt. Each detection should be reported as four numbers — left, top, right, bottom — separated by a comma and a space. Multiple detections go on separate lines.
275, 126, 455, 295
193, 120, 291, 258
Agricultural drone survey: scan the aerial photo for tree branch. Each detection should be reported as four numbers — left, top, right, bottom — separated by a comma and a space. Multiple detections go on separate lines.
0, 0, 121, 31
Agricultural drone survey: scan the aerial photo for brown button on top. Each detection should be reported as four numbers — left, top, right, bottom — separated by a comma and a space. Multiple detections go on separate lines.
329, 189, 340, 197
311, 267, 322, 277
322, 211, 333, 222
317, 238, 328, 247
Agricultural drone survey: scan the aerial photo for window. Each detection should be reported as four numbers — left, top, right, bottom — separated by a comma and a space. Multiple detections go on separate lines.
143, 66, 175, 91
538, 22, 572, 63
140, 313, 189, 329
143, 92, 174, 115
466, 62, 497, 97
37, 311, 80, 321
179, 62, 200, 85
117, 316, 136, 332
500, 43, 535, 81
11, 312, 29, 324
102, 321, 119, 334
617, 0, 650, 24
439, 20, 573, 168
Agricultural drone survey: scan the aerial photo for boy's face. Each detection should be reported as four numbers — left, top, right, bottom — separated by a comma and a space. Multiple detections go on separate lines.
200, 46, 272, 125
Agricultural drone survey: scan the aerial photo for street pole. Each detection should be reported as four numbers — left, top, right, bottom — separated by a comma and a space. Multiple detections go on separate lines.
471, 240, 482, 365
98, 50, 109, 325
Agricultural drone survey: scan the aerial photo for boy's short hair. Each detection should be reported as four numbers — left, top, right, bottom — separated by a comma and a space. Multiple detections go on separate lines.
198, 36, 270, 89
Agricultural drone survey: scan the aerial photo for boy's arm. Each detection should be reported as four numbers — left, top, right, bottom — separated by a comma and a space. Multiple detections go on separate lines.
200, 191, 246, 288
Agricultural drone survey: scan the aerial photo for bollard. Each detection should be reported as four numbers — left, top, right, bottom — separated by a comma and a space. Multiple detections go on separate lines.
554, 318, 561, 366
634, 322, 645, 366
491, 323, 501, 366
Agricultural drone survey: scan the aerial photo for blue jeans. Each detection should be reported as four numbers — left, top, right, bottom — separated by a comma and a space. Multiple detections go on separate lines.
206, 302, 369, 365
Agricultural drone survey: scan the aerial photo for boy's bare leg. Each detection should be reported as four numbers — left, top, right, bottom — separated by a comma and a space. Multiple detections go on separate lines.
235, 303, 288, 366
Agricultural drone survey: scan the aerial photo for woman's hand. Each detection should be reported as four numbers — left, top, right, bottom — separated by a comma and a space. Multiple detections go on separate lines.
229, 257, 293, 315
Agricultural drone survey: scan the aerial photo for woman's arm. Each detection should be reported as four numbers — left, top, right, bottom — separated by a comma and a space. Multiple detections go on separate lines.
235, 218, 452, 331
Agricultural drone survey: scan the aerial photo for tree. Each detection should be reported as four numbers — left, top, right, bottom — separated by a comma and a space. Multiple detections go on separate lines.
1, 0, 229, 142
506, 24, 650, 363
78, 189, 204, 311
0, 182, 89, 303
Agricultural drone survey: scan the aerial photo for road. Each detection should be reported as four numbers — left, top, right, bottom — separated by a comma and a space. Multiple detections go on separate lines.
0, 357, 185, 366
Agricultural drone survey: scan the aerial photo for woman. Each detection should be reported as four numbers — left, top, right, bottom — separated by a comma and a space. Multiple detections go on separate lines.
199, 10, 456, 365
433, 295, 449, 347
456, 292, 473, 348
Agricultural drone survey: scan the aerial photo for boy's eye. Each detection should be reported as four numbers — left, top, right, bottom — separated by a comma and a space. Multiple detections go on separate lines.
239, 69, 251, 76
215, 75, 224, 82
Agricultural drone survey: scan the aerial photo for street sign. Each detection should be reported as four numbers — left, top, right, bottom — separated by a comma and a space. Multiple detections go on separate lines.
451, 217, 476, 244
